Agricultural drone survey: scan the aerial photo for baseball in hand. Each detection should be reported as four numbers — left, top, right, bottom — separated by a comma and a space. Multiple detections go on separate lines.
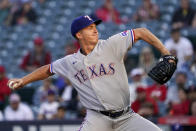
8, 81, 18, 89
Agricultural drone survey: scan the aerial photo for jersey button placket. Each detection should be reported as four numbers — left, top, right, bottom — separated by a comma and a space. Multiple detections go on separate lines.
83, 58, 90, 81
84, 58, 91, 81
84, 58, 106, 108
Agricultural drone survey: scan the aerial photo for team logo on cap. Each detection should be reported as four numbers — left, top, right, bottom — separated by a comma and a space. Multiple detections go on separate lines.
84, 15, 92, 21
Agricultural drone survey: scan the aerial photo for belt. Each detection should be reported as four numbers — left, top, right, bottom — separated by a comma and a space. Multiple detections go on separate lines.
93, 107, 130, 118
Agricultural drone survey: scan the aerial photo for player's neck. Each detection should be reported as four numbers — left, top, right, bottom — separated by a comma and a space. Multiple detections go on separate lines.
79, 41, 97, 55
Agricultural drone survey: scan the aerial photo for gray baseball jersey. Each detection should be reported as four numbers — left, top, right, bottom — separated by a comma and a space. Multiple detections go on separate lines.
50, 29, 135, 111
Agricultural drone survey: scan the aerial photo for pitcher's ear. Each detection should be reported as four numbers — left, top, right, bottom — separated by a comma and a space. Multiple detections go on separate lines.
76, 31, 82, 40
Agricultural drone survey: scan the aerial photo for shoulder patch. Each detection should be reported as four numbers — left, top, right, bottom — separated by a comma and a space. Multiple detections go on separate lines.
121, 30, 128, 36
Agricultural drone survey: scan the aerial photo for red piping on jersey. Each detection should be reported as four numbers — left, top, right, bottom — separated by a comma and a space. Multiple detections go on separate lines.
132, 29, 135, 43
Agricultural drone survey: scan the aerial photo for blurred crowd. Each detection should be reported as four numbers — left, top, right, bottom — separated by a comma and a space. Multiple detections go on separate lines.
0, 0, 196, 124
0, 0, 39, 26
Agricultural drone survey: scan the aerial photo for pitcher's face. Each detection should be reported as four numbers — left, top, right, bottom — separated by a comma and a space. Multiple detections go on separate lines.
76, 23, 99, 45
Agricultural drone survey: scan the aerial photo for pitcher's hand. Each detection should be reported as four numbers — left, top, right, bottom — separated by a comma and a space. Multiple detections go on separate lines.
7, 79, 24, 90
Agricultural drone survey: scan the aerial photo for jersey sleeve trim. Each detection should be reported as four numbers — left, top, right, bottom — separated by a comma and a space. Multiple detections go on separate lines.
130, 29, 135, 45
49, 64, 53, 74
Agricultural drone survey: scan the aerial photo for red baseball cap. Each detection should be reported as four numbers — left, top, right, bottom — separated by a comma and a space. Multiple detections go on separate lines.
34, 37, 44, 45
136, 87, 146, 93
0, 66, 5, 73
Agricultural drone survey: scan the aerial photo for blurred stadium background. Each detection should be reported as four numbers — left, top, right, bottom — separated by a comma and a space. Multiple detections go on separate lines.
0, 0, 196, 131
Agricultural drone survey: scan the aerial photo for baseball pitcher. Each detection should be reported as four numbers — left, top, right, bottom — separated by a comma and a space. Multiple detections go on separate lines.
8, 15, 177, 131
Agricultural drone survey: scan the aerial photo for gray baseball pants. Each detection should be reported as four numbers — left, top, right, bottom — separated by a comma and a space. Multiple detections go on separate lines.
78, 109, 162, 131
